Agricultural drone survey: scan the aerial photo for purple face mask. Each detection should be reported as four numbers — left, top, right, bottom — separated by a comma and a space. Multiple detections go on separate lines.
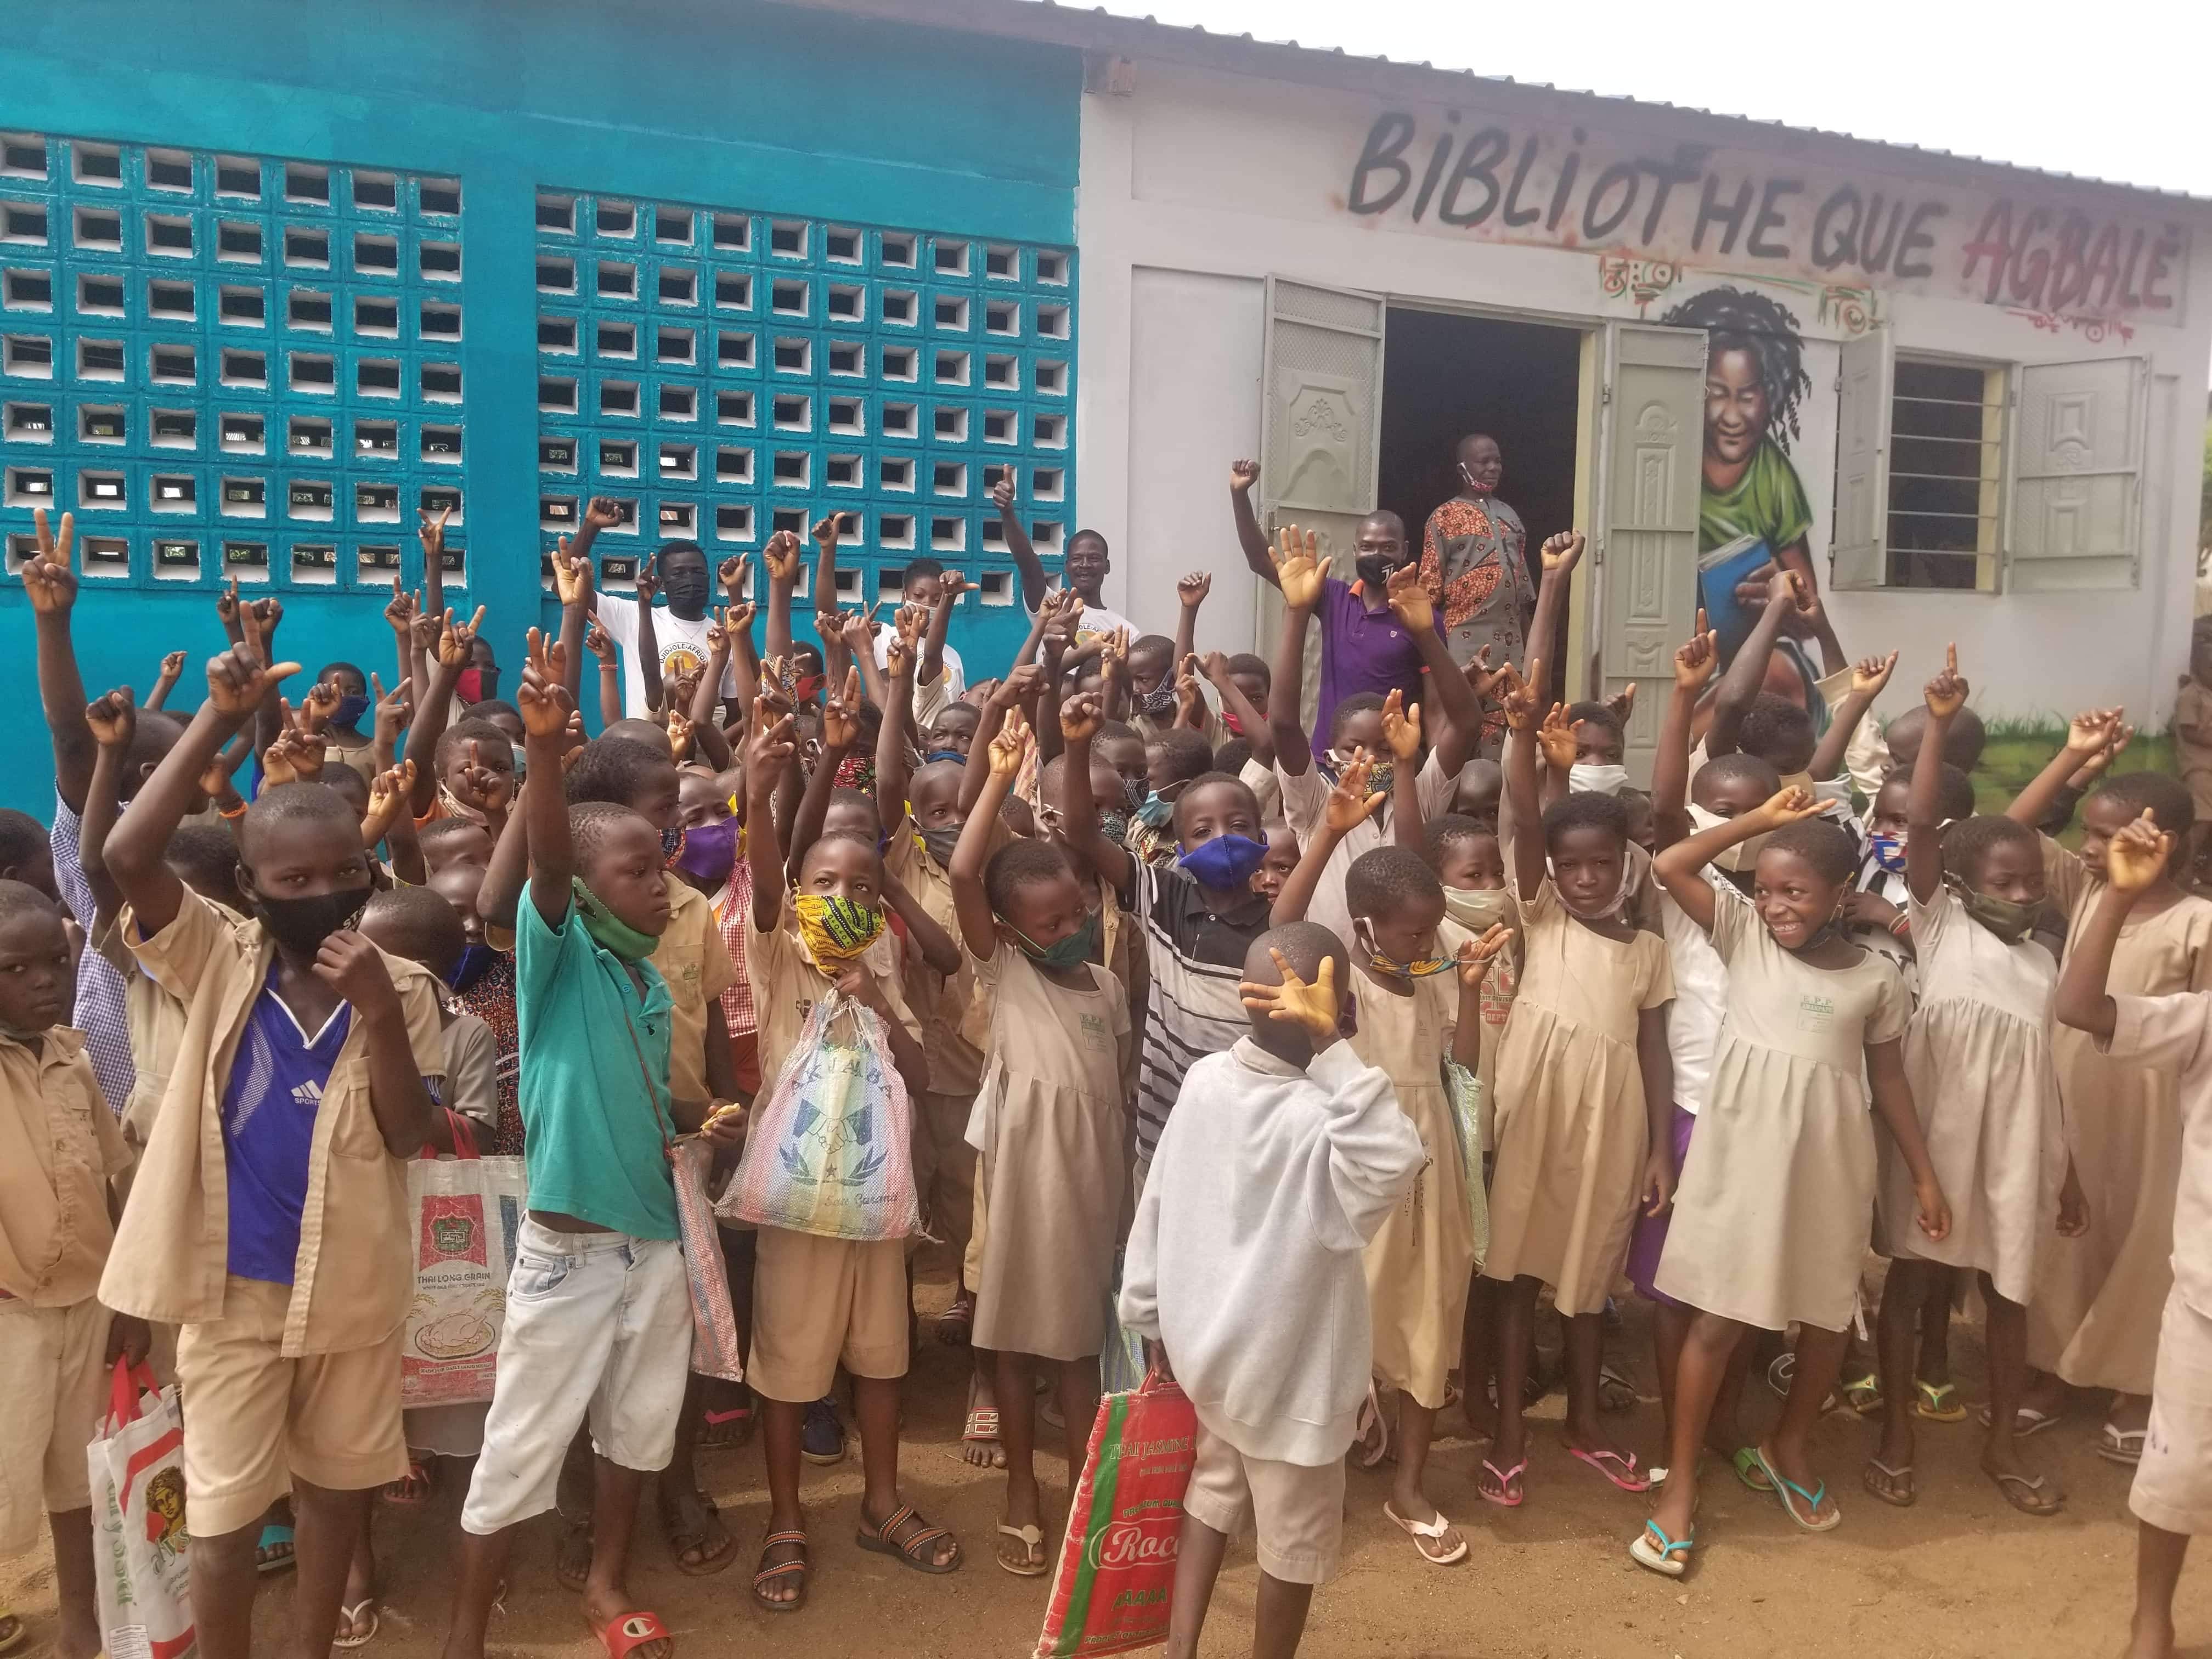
674, 817, 740, 885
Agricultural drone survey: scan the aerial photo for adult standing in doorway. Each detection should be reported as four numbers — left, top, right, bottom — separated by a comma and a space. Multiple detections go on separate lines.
1417, 433, 1535, 757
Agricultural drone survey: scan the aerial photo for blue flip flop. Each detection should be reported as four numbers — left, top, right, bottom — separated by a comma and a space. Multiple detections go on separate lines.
1629, 1518, 1695, 1578
256, 1522, 297, 1575
1756, 1448, 1841, 1533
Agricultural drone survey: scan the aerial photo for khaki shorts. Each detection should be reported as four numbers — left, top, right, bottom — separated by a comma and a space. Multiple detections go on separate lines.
748, 1228, 907, 1403
2133, 1289, 2212, 1536
174, 1277, 407, 1538
0, 1296, 112, 1557
1182, 1417, 1345, 1586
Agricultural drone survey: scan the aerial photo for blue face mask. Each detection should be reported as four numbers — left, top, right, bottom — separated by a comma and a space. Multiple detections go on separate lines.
331, 692, 370, 729
924, 748, 967, 766
1178, 833, 1268, 890
1870, 833, 1906, 874
1135, 789, 1175, 830
447, 941, 496, 993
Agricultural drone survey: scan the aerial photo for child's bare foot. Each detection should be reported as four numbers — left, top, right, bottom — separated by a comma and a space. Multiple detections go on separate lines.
2125, 1610, 2176, 1658
1863, 1418, 1916, 1507
1461, 1390, 1498, 1443
1477, 1419, 1528, 1505
1384, 1480, 1467, 1565
60, 1601, 104, 1659
579, 1581, 672, 1659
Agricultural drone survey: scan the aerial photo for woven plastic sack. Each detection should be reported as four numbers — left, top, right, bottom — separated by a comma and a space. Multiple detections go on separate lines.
715, 988, 920, 1240
402, 1113, 528, 1408
89, 1360, 195, 1659
1034, 1375, 1197, 1658
1444, 1060, 1492, 1269
670, 1137, 742, 1380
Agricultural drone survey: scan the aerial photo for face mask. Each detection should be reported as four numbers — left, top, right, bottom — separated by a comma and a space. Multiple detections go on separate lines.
1098, 809, 1131, 847
835, 754, 877, 795
1687, 803, 1770, 874
1548, 856, 1630, 921
1136, 684, 1176, 719
1355, 554, 1396, 589
330, 692, 370, 729
1122, 776, 1148, 813
662, 567, 709, 612
1869, 833, 1907, 874
919, 825, 963, 868
1007, 906, 1100, 971
791, 673, 826, 702
447, 941, 497, 993
661, 825, 687, 868
1355, 919, 1451, 980
924, 748, 967, 767
455, 668, 486, 704
793, 892, 885, 962
1177, 833, 1268, 890
1570, 763, 1632, 798
250, 884, 370, 958
437, 783, 492, 828
1327, 753, 1394, 800
1222, 710, 1244, 737
676, 817, 740, 885
1458, 462, 1496, 495
1443, 885, 1515, 933
1950, 878, 2041, 945
1135, 789, 1175, 830
572, 876, 658, 962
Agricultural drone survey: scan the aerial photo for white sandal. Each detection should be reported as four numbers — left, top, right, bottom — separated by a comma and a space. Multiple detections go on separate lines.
334, 1598, 379, 1650
1383, 1502, 1468, 1566
2096, 1423, 2146, 1465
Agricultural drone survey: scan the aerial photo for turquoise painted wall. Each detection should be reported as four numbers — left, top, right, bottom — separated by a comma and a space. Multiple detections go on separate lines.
0, 0, 1080, 812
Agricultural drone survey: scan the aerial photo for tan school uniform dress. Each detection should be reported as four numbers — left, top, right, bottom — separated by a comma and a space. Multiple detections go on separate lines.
1880, 887, 2065, 1306
968, 945, 1128, 1359
1346, 967, 1475, 1408
1654, 883, 1910, 1333
1483, 879, 1673, 1316
2028, 839, 2212, 1393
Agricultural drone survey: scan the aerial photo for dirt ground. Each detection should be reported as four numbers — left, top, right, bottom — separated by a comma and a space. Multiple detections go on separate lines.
11, 1259, 2211, 1659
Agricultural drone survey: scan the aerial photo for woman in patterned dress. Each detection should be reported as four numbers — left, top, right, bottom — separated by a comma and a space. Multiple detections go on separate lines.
1419, 433, 1535, 756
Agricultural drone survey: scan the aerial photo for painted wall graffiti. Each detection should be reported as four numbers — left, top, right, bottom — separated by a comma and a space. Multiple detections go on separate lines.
1345, 112, 2188, 325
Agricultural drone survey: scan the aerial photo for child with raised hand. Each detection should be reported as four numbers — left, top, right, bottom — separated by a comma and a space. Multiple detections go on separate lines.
2007, 714, 2212, 1458
1862, 646, 2081, 1517
1480, 667, 1675, 1508
1057, 691, 1273, 1187
1121, 926, 1425, 1659
947, 712, 1130, 1575
98, 633, 448, 1659
1639, 786, 1949, 1573
441, 631, 742, 1659
740, 684, 955, 1607
1269, 755, 1501, 1566
2053, 812, 2212, 1659
0, 879, 150, 1659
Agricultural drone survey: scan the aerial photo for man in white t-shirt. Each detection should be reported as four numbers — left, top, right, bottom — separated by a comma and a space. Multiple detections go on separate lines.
566, 506, 738, 718
870, 557, 967, 726
991, 478, 1133, 640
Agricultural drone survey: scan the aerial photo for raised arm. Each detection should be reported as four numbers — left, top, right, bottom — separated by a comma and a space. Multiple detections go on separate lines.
1521, 532, 1584, 709
919, 571, 963, 702
990, 475, 1051, 613
550, 533, 594, 712
744, 690, 797, 934
2057, 815, 2169, 1038
1810, 650, 1897, 782
875, 608, 922, 823
959, 665, 1042, 816
584, 617, 623, 727
1705, 565, 1801, 759
24, 510, 97, 811
950, 712, 1031, 958
1057, 694, 1133, 894
785, 667, 864, 884
1651, 617, 1718, 849
78, 689, 137, 926
1271, 756, 1382, 928
1907, 645, 1967, 905
566, 495, 623, 617
633, 557, 664, 713
1267, 526, 1330, 777
682, 635, 735, 772
809, 512, 848, 643
142, 651, 185, 715
1652, 785, 1824, 930
760, 528, 803, 665
402, 605, 486, 815
516, 630, 578, 930
1202, 651, 1273, 770
1382, 560, 1482, 774
417, 505, 451, 633
713, 555, 759, 723
1380, 691, 1426, 852
1172, 572, 1210, 675
1500, 669, 1548, 902
2007, 708, 2123, 827
1228, 459, 1278, 586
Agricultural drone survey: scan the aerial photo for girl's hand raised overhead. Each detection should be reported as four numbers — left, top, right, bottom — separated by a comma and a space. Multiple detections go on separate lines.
1500, 660, 1544, 731
1673, 611, 1720, 691
85, 687, 135, 751
989, 708, 1032, 779
1060, 690, 1103, 745
2107, 812, 2171, 894
1536, 703, 1577, 774
1922, 643, 1968, 719
1323, 749, 1384, 832
1853, 650, 1900, 699
1380, 687, 1422, 763
1454, 928, 1513, 986
1539, 531, 1584, 575
1239, 949, 1341, 1046
1751, 785, 1826, 828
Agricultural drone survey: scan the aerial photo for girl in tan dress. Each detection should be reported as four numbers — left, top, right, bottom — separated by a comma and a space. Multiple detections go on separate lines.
1640, 786, 1948, 1577
1867, 651, 2085, 1519
950, 713, 1131, 1577
1270, 755, 1506, 1566
1481, 678, 1675, 1510
2007, 716, 2212, 1463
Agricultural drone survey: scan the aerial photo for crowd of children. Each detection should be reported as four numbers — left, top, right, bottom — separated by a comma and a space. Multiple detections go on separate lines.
6, 453, 2212, 1659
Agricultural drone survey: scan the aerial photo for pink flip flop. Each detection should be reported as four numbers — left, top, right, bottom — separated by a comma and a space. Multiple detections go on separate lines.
1478, 1457, 1526, 1508
1571, 1447, 1652, 1493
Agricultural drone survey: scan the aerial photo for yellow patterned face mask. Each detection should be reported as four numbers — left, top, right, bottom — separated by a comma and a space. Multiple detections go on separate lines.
793, 892, 884, 962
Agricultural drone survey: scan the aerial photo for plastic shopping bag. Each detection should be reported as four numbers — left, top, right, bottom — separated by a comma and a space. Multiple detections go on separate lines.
402, 1113, 528, 1408
1034, 1375, 1197, 1658
1444, 1060, 1492, 1269
670, 1137, 743, 1381
88, 1359, 194, 1659
715, 988, 920, 1241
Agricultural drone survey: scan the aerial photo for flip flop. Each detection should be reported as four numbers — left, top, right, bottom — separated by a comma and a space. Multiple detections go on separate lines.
1383, 1502, 1468, 1566
1570, 1447, 1651, 1493
381, 1457, 434, 1506
1914, 1379, 1967, 1423
1756, 1448, 1841, 1533
1978, 1402, 2062, 1437
596, 1611, 672, 1659
1477, 1458, 1526, 1508
1861, 1457, 1917, 1508
662, 1487, 737, 1578
752, 1531, 809, 1613
1731, 1447, 1775, 1494
1839, 1374, 1885, 1417
334, 1599, 379, 1650
856, 1503, 961, 1575
1990, 1469, 2064, 1517
996, 1520, 1051, 1577
2096, 1424, 2147, 1466
1596, 1363, 1639, 1413
935, 1297, 974, 1346
256, 1523, 296, 1576
698, 1405, 752, 1449
1629, 1518, 1695, 1579
0, 1609, 22, 1657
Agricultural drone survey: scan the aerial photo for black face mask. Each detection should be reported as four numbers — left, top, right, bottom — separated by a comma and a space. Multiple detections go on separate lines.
662, 567, 710, 613
249, 885, 371, 958
919, 825, 963, 869
1356, 554, 1398, 588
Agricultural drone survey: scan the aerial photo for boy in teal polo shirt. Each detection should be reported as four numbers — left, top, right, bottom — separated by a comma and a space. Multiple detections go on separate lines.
444, 633, 740, 1659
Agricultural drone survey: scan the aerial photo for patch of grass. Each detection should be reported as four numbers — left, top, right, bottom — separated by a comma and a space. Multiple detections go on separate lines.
1974, 724, 2176, 837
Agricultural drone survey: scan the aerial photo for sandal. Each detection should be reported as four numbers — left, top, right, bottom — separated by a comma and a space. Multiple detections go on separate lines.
1978, 1402, 2062, 1437
1596, 1363, 1639, 1413
699, 1404, 753, 1451
1383, 1502, 1468, 1566
0, 1610, 21, 1658
1731, 1447, 1775, 1494
1570, 1447, 1651, 1493
2097, 1423, 2147, 1465
661, 1486, 737, 1577
1629, 1519, 1695, 1579
856, 1503, 961, 1575
1989, 1469, 2064, 1517
334, 1598, 380, 1650
1839, 1374, 1885, 1417
381, 1457, 434, 1506
256, 1522, 296, 1576
1914, 1379, 1967, 1423
1861, 1457, 1917, 1508
936, 1293, 975, 1347
996, 1520, 1051, 1577
1764, 1351, 1842, 1414
752, 1531, 810, 1613
595, 1611, 672, 1659
1476, 1458, 1526, 1508
555, 1519, 594, 1593
1757, 1448, 1842, 1533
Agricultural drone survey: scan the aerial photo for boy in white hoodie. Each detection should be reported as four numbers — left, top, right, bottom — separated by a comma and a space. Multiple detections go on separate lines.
1120, 921, 1425, 1659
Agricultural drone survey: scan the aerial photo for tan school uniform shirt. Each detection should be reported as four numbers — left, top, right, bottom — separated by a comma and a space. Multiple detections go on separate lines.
100, 889, 448, 1357
0, 1030, 131, 1306
652, 881, 738, 1108
751, 910, 921, 1087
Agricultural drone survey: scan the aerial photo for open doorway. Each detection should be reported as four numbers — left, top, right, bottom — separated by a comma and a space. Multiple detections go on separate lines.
1378, 307, 1584, 680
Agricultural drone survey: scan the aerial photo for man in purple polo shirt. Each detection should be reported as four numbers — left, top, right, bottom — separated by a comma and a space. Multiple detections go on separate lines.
1231, 459, 1436, 746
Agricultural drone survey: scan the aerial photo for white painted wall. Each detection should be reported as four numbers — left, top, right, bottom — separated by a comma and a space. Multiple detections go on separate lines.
1074, 57, 2212, 729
